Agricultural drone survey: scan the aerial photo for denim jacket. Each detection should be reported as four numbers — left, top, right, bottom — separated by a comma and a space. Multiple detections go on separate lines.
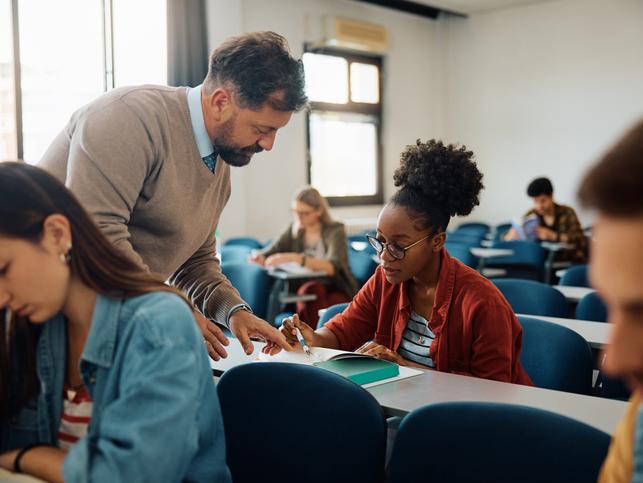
1, 292, 231, 483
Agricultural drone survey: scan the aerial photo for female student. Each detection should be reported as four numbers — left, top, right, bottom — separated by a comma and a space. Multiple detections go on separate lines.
249, 186, 358, 325
268, 140, 532, 384
0, 163, 231, 482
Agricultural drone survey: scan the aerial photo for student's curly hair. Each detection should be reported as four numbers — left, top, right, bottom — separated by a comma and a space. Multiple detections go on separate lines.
391, 139, 484, 232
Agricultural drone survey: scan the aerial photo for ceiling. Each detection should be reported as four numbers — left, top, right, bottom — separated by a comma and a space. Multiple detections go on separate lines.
412, 0, 558, 15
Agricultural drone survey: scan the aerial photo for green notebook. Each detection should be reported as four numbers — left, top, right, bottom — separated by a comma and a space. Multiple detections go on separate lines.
314, 357, 399, 385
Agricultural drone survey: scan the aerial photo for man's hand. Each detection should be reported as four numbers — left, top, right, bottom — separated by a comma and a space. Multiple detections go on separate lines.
535, 226, 557, 241
229, 310, 292, 355
193, 311, 230, 360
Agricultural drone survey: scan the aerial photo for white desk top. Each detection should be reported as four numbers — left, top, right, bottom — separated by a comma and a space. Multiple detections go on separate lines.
211, 337, 623, 434
553, 285, 596, 303
367, 368, 626, 434
267, 267, 328, 280
516, 313, 611, 349
470, 247, 514, 258
541, 241, 575, 251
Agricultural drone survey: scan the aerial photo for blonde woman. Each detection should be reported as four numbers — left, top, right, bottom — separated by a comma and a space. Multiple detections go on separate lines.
250, 186, 358, 325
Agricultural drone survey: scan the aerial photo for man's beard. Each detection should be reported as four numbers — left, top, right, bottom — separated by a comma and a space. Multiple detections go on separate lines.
213, 117, 263, 167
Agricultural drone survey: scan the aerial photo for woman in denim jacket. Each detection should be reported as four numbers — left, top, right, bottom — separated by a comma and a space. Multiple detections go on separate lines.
0, 163, 231, 483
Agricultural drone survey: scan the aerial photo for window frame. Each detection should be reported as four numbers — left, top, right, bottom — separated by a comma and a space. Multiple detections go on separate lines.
304, 45, 384, 207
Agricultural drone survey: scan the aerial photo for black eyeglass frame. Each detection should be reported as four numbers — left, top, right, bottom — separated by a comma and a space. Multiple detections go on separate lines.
366, 232, 439, 261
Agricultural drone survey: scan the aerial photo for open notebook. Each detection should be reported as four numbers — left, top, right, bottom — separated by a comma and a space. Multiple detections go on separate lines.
257, 347, 423, 387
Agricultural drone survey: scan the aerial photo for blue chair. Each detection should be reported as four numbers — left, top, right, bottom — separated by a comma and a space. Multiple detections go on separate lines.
446, 231, 484, 246
493, 222, 512, 242
220, 245, 253, 264
273, 311, 294, 327
445, 243, 478, 268
389, 402, 610, 483
493, 278, 569, 317
317, 302, 349, 329
218, 363, 386, 483
487, 240, 546, 281
223, 236, 263, 249
518, 315, 593, 394
454, 221, 490, 233
348, 249, 378, 286
560, 264, 590, 287
576, 291, 608, 322
221, 262, 272, 319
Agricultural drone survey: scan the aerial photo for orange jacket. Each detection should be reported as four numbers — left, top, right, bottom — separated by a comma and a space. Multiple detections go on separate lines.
326, 249, 533, 385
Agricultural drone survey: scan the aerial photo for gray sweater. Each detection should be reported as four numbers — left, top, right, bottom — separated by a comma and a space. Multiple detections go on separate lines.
39, 85, 245, 326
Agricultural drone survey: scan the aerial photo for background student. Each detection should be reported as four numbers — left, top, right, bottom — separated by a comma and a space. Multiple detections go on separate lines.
267, 140, 532, 385
249, 186, 358, 326
0, 163, 230, 483
504, 177, 586, 262
38, 31, 307, 359
576, 120, 643, 483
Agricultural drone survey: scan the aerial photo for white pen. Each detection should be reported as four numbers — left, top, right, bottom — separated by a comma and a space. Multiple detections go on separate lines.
294, 326, 312, 357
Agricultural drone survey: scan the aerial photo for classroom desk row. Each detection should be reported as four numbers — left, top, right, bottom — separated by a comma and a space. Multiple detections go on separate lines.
211, 336, 625, 435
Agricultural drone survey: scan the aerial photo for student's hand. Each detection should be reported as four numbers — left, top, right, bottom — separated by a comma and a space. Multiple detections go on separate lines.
248, 251, 265, 265
264, 252, 300, 267
263, 314, 314, 355
229, 310, 292, 355
503, 228, 520, 241
356, 341, 407, 366
535, 226, 557, 241
194, 311, 229, 360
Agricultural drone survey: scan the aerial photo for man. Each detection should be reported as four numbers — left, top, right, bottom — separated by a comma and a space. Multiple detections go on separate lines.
577, 120, 643, 482
39, 32, 307, 357
504, 177, 586, 262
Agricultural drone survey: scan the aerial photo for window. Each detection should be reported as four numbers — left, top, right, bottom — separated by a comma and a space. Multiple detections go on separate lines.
303, 48, 383, 206
1, 0, 167, 164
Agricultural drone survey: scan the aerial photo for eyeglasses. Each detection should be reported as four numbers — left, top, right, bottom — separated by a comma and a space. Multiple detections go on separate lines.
366, 233, 433, 261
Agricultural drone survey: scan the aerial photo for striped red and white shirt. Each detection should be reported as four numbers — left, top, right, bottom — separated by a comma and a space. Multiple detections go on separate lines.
57, 384, 93, 450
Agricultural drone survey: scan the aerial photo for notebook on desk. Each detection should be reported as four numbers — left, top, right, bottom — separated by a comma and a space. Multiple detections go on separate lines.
258, 347, 422, 386
271, 261, 314, 275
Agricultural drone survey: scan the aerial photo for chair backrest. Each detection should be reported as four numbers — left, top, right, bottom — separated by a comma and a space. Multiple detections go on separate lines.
220, 245, 253, 264
317, 302, 350, 329
576, 291, 608, 322
560, 264, 590, 287
348, 249, 378, 286
220, 262, 272, 319
518, 315, 593, 394
218, 363, 386, 483
389, 402, 610, 483
446, 231, 484, 246
493, 222, 513, 241
492, 278, 569, 317
223, 236, 263, 249
445, 243, 478, 268
488, 240, 546, 281
453, 222, 490, 237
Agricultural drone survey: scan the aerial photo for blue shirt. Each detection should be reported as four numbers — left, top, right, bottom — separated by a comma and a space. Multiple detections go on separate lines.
1, 292, 231, 483
187, 84, 218, 171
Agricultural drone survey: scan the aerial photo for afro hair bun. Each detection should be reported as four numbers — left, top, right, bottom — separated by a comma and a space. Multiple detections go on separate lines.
393, 139, 484, 218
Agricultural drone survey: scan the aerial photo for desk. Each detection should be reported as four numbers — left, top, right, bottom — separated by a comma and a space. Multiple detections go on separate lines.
553, 285, 596, 303
265, 268, 327, 323
516, 313, 611, 349
367, 368, 626, 434
541, 242, 574, 283
0, 469, 46, 482
470, 247, 514, 275
212, 339, 623, 434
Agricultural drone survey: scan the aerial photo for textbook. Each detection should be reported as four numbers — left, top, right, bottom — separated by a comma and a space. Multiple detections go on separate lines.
269, 261, 315, 276
511, 214, 540, 240
258, 347, 419, 386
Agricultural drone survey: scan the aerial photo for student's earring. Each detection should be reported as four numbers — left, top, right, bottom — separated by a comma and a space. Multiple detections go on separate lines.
59, 243, 72, 265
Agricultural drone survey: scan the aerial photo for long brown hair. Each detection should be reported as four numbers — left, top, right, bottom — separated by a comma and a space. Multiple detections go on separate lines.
0, 162, 188, 421
292, 185, 333, 234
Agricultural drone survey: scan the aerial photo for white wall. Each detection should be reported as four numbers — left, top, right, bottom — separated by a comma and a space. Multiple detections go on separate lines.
206, 0, 444, 241
443, 0, 643, 227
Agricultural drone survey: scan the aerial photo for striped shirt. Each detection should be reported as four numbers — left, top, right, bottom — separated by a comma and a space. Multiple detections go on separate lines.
57, 384, 93, 450
397, 311, 435, 368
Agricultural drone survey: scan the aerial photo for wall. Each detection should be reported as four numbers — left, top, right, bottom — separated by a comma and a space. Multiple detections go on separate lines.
206, 0, 445, 241
443, 0, 643, 227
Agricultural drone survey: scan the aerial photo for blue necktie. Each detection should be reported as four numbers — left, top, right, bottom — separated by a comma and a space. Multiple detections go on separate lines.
202, 153, 217, 172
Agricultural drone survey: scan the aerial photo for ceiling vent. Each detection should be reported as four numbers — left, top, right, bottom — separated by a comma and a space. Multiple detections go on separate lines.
322, 16, 388, 53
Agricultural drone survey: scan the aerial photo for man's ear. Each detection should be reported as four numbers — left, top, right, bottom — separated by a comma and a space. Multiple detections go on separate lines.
40, 214, 72, 255
205, 87, 234, 122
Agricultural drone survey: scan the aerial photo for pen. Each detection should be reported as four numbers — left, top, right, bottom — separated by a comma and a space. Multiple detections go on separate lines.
294, 326, 312, 357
